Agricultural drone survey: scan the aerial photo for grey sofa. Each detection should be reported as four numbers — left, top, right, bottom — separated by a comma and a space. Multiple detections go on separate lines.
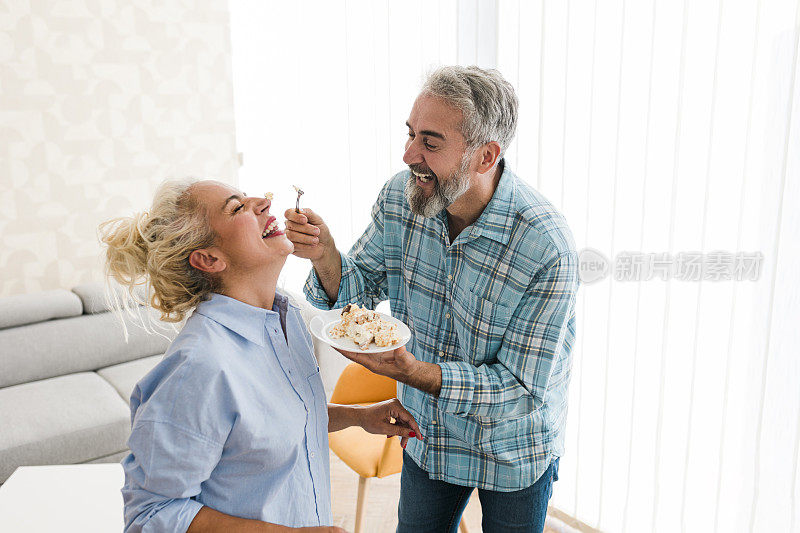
0, 283, 347, 486
0, 284, 175, 484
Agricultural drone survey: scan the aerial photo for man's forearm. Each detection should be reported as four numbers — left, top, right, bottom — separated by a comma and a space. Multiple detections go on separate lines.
405, 361, 442, 397
312, 251, 342, 304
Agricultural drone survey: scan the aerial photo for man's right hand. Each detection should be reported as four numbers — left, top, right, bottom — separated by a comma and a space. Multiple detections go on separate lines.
284, 207, 342, 302
284, 208, 334, 263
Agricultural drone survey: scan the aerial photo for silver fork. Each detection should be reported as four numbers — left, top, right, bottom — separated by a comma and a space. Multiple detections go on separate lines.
293, 185, 304, 213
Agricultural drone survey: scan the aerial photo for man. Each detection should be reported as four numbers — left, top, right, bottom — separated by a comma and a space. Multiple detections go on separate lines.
285, 66, 579, 533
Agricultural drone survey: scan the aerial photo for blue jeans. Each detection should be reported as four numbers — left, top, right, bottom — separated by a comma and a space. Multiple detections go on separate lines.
396, 452, 559, 533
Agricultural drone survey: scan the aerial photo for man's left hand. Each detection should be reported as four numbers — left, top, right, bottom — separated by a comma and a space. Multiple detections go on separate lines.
334, 346, 442, 396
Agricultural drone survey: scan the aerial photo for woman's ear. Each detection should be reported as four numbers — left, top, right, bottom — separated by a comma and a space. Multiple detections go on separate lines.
189, 248, 227, 274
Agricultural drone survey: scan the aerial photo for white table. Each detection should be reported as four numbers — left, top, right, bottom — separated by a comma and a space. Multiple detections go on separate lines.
0, 464, 124, 532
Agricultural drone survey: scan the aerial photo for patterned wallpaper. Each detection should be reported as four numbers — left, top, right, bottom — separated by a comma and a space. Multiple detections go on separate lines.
0, 0, 239, 296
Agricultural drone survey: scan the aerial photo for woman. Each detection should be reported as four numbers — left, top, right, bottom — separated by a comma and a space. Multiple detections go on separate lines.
100, 178, 421, 532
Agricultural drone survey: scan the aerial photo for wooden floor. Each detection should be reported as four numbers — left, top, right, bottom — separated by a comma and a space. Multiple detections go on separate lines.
329, 449, 481, 532
329, 450, 576, 533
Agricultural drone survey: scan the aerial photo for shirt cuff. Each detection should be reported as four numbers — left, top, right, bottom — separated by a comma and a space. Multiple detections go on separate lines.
302, 251, 361, 310
128, 498, 203, 533
303, 266, 335, 310
175, 499, 205, 532
436, 361, 475, 415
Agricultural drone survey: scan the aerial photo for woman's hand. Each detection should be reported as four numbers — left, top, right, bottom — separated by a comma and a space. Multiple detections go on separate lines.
356, 398, 423, 449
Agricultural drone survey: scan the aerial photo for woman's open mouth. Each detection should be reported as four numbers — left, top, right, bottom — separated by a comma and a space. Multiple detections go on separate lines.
262, 216, 284, 239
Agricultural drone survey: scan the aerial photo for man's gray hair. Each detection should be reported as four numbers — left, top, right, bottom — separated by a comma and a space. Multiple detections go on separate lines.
421, 65, 518, 157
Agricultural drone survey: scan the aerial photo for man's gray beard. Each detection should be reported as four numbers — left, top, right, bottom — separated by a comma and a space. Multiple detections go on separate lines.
404, 153, 472, 218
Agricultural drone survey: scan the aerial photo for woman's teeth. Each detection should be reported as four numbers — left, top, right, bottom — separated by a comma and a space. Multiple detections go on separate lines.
262, 220, 279, 238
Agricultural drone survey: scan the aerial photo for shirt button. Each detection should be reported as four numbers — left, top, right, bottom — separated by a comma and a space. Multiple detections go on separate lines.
310, 451, 315, 458
438, 351, 444, 358
431, 420, 437, 425
448, 275, 453, 280
445, 313, 451, 319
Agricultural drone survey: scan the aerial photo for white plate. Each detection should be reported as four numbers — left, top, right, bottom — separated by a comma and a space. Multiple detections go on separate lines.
308, 308, 411, 354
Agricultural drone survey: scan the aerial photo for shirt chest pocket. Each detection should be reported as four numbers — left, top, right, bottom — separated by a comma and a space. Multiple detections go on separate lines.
451, 288, 514, 364
293, 351, 329, 450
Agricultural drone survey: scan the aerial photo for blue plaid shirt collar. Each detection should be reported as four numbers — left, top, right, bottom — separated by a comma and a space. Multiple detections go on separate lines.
466, 161, 517, 245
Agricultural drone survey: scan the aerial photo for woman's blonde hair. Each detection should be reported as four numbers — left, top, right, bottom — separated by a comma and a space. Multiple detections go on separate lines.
98, 178, 218, 331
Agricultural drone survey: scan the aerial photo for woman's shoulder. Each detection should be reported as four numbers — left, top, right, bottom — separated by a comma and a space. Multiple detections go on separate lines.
165, 309, 230, 364
129, 315, 236, 441
132, 313, 231, 404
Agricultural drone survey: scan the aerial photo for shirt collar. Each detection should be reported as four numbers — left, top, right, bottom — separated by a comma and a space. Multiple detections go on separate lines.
468, 160, 517, 245
193, 290, 296, 347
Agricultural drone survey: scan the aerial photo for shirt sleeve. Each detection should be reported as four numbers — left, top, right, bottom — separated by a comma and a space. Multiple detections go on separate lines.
304, 181, 391, 310
436, 251, 579, 419
121, 356, 231, 533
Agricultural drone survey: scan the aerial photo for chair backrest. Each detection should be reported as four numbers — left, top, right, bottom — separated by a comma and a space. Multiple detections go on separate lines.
330, 362, 397, 404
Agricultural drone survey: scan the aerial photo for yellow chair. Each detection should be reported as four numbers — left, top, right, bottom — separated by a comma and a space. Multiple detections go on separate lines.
328, 363, 470, 533
329, 363, 401, 533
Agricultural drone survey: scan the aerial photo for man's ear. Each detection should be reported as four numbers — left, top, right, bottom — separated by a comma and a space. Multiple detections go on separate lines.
476, 141, 502, 174
189, 248, 227, 274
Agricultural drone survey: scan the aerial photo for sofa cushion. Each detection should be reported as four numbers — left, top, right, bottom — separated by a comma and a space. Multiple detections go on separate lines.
71, 283, 116, 315
0, 290, 82, 330
0, 311, 175, 389
0, 373, 131, 483
97, 354, 164, 402
71, 282, 146, 315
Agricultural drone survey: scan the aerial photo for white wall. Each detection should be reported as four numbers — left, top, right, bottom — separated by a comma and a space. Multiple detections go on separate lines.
0, 0, 239, 296
230, 0, 500, 293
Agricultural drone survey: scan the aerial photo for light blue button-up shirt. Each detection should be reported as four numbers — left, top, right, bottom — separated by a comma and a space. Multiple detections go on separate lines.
121, 291, 331, 532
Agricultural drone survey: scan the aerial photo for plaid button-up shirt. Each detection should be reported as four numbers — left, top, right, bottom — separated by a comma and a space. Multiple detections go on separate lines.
305, 162, 579, 491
